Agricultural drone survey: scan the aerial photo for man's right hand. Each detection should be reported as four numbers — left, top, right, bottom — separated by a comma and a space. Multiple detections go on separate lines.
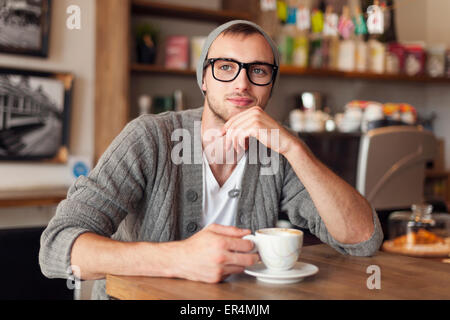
170, 224, 259, 283
69, 224, 258, 282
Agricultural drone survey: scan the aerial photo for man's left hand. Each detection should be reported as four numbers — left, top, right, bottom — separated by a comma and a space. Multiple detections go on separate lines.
221, 106, 297, 156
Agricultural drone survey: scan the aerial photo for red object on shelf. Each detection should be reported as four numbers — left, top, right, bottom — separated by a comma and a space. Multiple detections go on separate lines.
165, 35, 189, 70
387, 43, 406, 74
403, 44, 426, 76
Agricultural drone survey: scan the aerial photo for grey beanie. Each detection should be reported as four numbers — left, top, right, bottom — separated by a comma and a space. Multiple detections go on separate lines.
196, 20, 280, 95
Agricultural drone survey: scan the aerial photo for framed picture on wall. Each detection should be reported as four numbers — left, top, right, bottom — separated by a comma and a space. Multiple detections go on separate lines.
0, 0, 51, 57
0, 68, 74, 163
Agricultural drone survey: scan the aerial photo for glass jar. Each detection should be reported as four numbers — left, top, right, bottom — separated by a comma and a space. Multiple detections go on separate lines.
382, 204, 450, 257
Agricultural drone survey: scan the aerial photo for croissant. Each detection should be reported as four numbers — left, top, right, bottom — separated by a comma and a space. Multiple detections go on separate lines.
393, 229, 445, 245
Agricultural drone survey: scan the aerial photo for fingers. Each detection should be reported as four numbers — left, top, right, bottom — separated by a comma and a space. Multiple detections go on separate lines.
223, 106, 264, 131
222, 108, 273, 152
222, 265, 246, 275
206, 225, 258, 262
224, 251, 259, 267
225, 112, 261, 142
228, 128, 245, 153
224, 237, 256, 253
225, 111, 262, 134
179, 225, 260, 283
223, 110, 257, 150
224, 126, 256, 153
207, 224, 251, 237
219, 266, 246, 281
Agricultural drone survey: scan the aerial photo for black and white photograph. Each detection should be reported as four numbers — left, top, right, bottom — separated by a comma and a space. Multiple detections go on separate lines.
0, 0, 51, 57
0, 68, 73, 162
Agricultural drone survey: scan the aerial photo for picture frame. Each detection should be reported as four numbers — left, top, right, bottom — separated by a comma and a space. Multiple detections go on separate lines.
0, 67, 74, 163
0, 0, 52, 57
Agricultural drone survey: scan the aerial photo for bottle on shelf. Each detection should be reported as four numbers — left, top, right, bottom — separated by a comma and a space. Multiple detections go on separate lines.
138, 94, 152, 115
174, 90, 184, 112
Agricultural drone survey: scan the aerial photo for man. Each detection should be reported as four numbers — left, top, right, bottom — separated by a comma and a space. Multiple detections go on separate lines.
40, 20, 383, 300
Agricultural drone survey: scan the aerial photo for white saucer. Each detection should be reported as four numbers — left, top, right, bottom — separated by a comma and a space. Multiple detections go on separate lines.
244, 262, 319, 284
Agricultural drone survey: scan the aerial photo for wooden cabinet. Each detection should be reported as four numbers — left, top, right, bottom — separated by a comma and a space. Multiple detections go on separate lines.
95, 0, 131, 163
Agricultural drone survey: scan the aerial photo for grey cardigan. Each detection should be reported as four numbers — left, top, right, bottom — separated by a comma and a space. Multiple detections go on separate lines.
39, 107, 383, 299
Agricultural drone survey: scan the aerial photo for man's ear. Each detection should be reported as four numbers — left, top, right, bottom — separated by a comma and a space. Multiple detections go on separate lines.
202, 77, 207, 93
201, 67, 208, 95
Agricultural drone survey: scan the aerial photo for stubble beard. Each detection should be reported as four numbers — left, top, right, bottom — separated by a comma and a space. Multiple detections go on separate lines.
206, 93, 228, 124
206, 93, 261, 124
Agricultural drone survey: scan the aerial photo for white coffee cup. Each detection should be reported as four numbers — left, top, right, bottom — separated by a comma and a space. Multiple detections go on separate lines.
243, 228, 303, 271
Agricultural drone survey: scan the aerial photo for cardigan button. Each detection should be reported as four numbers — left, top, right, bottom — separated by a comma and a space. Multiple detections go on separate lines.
186, 190, 198, 202
228, 189, 240, 198
186, 222, 198, 233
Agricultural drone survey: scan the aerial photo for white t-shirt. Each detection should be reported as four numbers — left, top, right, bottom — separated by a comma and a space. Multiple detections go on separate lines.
202, 151, 247, 227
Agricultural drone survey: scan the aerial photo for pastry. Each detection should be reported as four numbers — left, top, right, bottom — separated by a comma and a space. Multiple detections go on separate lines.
382, 229, 450, 258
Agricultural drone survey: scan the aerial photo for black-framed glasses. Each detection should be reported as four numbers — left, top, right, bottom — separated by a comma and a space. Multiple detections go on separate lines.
203, 58, 278, 86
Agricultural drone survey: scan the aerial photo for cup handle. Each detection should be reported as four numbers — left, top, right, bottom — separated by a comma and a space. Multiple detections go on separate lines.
243, 234, 258, 254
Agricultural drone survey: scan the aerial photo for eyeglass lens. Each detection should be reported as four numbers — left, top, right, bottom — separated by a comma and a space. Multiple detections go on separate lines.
213, 60, 274, 85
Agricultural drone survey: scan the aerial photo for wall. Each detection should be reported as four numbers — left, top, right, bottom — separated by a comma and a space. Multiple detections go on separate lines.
0, 0, 96, 190
424, 0, 450, 172
0, 0, 95, 236
0, 0, 96, 300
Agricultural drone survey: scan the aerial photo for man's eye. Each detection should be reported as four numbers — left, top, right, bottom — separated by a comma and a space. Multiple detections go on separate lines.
219, 64, 233, 71
252, 67, 267, 75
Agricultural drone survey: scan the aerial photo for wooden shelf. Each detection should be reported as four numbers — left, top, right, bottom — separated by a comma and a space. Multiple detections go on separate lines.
426, 170, 450, 178
0, 187, 67, 208
131, 0, 251, 23
130, 63, 450, 83
280, 66, 450, 83
425, 170, 450, 207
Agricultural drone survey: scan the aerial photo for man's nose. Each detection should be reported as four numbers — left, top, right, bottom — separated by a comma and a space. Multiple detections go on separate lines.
233, 67, 251, 91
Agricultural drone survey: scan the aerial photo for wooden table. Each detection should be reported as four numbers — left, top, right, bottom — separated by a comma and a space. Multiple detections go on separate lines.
106, 244, 450, 300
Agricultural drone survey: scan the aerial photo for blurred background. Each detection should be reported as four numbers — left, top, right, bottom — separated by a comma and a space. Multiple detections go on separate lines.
0, 0, 449, 300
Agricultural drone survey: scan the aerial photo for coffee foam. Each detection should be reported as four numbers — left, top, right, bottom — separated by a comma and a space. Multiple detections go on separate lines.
258, 228, 302, 236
